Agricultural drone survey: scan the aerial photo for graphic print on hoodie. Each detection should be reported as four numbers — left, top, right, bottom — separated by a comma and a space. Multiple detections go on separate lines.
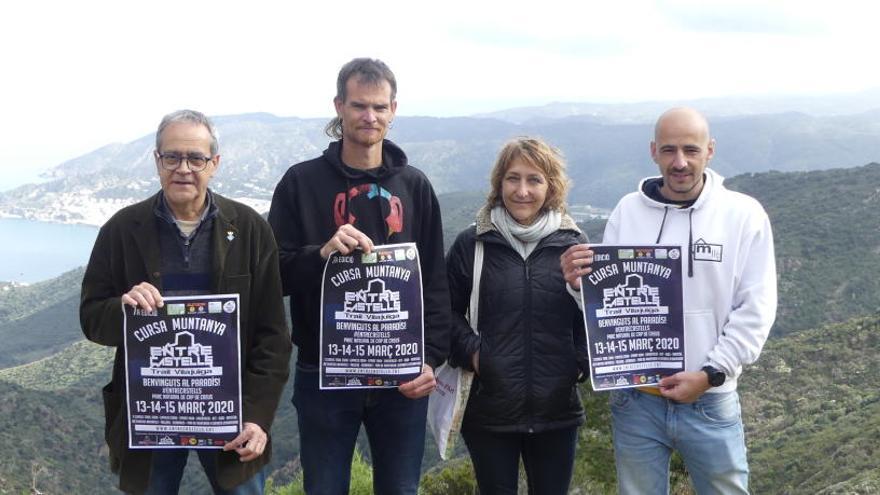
334, 183, 404, 238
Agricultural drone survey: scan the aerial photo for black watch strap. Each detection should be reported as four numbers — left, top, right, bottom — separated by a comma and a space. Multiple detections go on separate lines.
702, 365, 726, 387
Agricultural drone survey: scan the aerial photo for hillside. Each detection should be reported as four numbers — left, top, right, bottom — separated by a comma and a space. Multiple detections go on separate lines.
0, 339, 304, 494
5, 109, 880, 225
1, 163, 880, 492
0, 267, 84, 324
474, 89, 880, 124
741, 314, 880, 493
0, 341, 116, 494
725, 164, 880, 335
0, 293, 82, 368
437, 190, 485, 251
0, 268, 88, 367
409, 313, 880, 494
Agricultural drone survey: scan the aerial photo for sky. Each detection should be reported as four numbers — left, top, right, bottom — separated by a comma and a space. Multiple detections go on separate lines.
2, 0, 880, 191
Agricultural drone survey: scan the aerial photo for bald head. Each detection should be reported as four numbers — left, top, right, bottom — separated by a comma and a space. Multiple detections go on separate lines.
654, 107, 711, 144
650, 107, 715, 202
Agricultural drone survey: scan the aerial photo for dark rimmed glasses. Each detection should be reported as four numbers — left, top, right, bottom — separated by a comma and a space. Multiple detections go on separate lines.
156, 152, 213, 172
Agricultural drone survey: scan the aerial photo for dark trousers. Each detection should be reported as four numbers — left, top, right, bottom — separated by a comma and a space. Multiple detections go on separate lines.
293, 364, 428, 495
462, 425, 578, 495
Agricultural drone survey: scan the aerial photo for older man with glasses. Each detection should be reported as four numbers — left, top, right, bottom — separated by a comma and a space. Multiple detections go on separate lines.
80, 109, 291, 494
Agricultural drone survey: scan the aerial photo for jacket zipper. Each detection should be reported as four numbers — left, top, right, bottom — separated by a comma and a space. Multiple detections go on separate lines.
481, 232, 577, 431
524, 256, 534, 433
182, 237, 191, 268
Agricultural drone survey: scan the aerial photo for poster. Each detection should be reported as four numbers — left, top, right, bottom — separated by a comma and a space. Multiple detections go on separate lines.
320, 242, 424, 389
123, 294, 242, 448
580, 245, 684, 391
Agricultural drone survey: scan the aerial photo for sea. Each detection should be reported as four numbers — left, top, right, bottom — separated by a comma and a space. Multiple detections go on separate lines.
0, 218, 99, 283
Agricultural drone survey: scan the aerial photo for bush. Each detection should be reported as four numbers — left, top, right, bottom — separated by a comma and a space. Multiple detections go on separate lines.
268, 449, 374, 495
419, 456, 477, 495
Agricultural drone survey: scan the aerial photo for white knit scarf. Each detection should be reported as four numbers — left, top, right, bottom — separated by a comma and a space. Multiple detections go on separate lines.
490, 205, 562, 259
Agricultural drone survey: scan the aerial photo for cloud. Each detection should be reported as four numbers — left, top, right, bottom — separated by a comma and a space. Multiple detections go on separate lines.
657, 0, 828, 35
3, 0, 880, 188
448, 26, 632, 59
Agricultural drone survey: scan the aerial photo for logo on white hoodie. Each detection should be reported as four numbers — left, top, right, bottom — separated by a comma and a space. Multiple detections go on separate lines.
693, 238, 723, 262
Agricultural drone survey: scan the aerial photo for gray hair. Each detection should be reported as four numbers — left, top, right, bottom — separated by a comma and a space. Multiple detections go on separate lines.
156, 109, 219, 155
325, 58, 397, 139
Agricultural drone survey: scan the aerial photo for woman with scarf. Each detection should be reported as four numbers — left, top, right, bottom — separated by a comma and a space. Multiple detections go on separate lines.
446, 137, 589, 494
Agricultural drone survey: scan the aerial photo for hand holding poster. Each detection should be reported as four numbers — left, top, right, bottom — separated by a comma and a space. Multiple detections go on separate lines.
580, 246, 684, 391
320, 242, 424, 389
123, 294, 242, 448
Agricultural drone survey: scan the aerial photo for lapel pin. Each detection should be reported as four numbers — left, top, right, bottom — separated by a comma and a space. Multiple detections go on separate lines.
226, 231, 235, 242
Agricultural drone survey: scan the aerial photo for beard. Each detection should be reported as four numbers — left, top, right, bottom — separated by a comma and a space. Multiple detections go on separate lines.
344, 125, 387, 148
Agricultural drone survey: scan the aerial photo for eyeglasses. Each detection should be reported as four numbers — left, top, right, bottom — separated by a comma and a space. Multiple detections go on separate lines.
156, 152, 213, 172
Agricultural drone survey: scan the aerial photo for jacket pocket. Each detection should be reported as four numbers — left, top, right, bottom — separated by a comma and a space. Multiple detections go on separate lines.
609, 389, 634, 411
696, 392, 741, 426
475, 337, 498, 396
567, 345, 581, 385
223, 274, 251, 296
101, 382, 124, 472
101, 382, 120, 441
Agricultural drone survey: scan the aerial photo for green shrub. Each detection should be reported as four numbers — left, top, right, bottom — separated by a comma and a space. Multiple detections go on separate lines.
268, 449, 374, 495
419, 456, 477, 495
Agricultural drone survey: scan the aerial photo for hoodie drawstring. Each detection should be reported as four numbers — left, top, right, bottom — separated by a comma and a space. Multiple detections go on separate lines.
656, 206, 694, 278
655, 207, 669, 243
687, 209, 694, 278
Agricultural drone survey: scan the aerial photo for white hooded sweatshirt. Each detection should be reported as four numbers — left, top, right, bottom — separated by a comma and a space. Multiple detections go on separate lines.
602, 168, 777, 393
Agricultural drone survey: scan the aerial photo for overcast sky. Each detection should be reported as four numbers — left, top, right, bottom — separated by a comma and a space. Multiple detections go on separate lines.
2, 0, 879, 191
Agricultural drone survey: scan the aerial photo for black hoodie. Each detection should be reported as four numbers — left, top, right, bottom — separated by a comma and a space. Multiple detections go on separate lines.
268, 139, 450, 369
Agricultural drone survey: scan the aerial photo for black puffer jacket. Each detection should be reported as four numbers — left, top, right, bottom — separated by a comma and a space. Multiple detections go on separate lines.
447, 209, 589, 433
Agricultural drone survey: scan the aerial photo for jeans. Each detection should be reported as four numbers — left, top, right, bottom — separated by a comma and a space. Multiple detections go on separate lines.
293, 364, 428, 495
610, 388, 749, 495
462, 425, 578, 495
144, 449, 266, 495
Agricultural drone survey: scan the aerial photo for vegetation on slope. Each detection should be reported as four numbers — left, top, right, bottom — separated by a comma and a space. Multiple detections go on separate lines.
0, 267, 84, 325
726, 163, 880, 335
741, 315, 880, 493
2, 164, 880, 492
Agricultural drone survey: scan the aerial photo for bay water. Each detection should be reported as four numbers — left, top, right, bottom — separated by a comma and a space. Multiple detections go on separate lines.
0, 218, 99, 283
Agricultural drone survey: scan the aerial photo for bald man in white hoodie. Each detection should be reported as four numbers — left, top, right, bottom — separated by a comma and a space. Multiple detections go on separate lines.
561, 108, 777, 494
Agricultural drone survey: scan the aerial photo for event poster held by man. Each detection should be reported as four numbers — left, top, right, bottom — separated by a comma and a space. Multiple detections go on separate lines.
561, 107, 777, 494
268, 58, 451, 495
80, 110, 292, 494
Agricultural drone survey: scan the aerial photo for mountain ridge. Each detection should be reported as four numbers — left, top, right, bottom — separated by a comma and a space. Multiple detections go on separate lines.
1, 134, 879, 492
5, 105, 880, 225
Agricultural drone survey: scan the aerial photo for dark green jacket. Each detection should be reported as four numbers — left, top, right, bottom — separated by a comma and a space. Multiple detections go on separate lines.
80, 192, 291, 494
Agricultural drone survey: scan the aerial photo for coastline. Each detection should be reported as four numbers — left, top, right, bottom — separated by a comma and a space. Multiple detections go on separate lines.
0, 196, 271, 227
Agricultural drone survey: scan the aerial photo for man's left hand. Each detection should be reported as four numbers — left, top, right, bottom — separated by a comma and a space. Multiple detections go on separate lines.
658, 371, 711, 403
398, 364, 435, 399
223, 422, 267, 462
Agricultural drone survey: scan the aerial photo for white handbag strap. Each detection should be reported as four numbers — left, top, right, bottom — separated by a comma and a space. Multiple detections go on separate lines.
466, 240, 483, 335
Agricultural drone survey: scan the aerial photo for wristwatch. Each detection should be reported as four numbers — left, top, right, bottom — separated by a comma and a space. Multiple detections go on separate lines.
701, 365, 726, 387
